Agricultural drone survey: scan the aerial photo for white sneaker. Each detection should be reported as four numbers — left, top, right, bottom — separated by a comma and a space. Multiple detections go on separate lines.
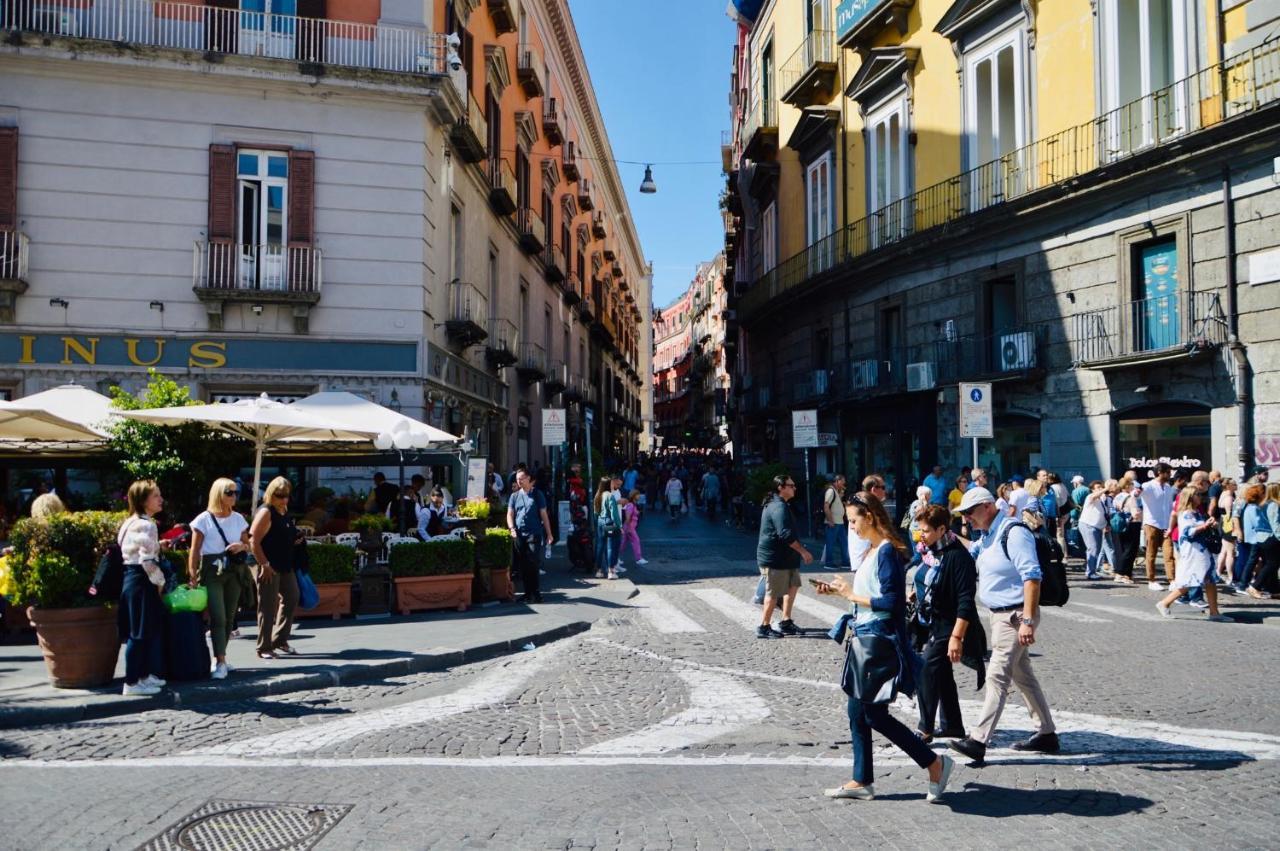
1147, 581, 1167, 591
927, 755, 955, 804
122, 681, 161, 696
614, 564, 626, 574
595, 569, 605, 579
143, 674, 167, 688
1155, 601, 1173, 618
636, 559, 649, 565
824, 783, 874, 800
211, 662, 228, 680
608, 570, 618, 580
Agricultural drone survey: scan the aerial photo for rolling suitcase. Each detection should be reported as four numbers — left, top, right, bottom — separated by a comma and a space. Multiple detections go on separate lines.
164, 610, 211, 682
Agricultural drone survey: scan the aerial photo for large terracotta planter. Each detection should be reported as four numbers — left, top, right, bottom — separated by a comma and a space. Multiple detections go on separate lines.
27, 605, 121, 689
487, 567, 515, 602
298, 582, 353, 620
393, 574, 472, 614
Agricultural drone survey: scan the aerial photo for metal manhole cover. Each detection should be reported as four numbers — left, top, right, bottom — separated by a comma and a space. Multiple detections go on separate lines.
138, 799, 352, 851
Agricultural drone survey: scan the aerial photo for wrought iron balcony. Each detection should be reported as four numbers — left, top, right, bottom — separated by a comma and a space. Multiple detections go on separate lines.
1070, 292, 1227, 367
487, 0, 516, 33
543, 98, 563, 145
0, 230, 29, 283
450, 89, 487, 164
516, 207, 545, 254
577, 177, 594, 211
563, 271, 583, 307
487, 157, 517, 215
543, 244, 565, 283
591, 211, 607, 240
516, 342, 547, 383
563, 141, 580, 182
517, 44, 545, 97
740, 94, 778, 161
445, 279, 488, 348
563, 376, 584, 403
780, 29, 837, 107
737, 38, 1280, 324
602, 240, 616, 262
484, 317, 518, 368
545, 359, 567, 394
1, 0, 455, 78
194, 241, 321, 300
789, 369, 831, 404
842, 327, 1048, 398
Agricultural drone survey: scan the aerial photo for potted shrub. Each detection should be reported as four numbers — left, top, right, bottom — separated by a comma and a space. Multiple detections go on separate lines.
9, 511, 125, 688
300, 544, 356, 619
351, 512, 392, 549
453, 499, 491, 537
388, 538, 475, 614
474, 528, 515, 601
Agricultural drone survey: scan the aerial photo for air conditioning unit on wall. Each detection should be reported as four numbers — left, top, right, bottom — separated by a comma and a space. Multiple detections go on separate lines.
907, 362, 936, 392
1000, 331, 1038, 371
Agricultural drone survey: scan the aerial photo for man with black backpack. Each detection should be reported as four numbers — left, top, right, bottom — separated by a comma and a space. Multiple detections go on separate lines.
949, 487, 1059, 767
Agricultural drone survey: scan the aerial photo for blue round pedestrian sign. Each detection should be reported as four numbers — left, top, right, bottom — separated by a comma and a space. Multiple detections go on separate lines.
970, 388, 983, 403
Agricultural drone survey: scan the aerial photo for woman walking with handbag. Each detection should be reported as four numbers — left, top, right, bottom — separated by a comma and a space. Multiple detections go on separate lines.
117, 480, 170, 696
816, 491, 955, 803
187, 478, 250, 680
594, 477, 622, 580
1156, 488, 1231, 621
1110, 474, 1143, 585
249, 477, 301, 659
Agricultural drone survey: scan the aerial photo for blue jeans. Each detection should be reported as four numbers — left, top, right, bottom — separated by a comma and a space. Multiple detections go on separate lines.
595, 527, 619, 570
1235, 541, 1256, 589
824, 524, 849, 567
848, 622, 936, 784
1081, 524, 1105, 576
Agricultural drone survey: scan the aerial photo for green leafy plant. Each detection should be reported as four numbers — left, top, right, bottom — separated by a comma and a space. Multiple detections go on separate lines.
388, 538, 475, 578
20, 551, 86, 609
106, 370, 251, 518
351, 513, 392, 534
8, 511, 127, 608
306, 544, 357, 584
474, 528, 513, 570
744, 463, 791, 506
455, 499, 491, 521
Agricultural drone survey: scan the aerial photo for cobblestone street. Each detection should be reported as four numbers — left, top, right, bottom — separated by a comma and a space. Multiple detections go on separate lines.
2, 513, 1278, 849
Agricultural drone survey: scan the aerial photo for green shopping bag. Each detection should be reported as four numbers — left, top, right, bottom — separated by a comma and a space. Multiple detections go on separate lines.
163, 585, 208, 614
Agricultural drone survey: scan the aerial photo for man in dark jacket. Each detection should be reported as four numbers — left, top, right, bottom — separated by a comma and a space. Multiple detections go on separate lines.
756, 475, 814, 638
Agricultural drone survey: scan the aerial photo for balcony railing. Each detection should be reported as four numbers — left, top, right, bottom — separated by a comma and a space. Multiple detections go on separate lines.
563, 141, 580, 182
1070, 291, 1228, 366
563, 271, 583, 306
516, 207, 545, 254
739, 39, 1280, 323
841, 327, 1048, 396
517, 342, 547, 382
740, 92, 778, 160
445, 279, 488, 348
487, 157, 517, 215
484, 317, 518, 368
545, 359, 567, 393
543, 244, 565, 283
0, 230, 29, 283
1, 0, 453, 78
780, 29, 837, 106
517, 44, 545, 97
194, 241, 321, 295
591, 211, 607, 239
789, 369, 831, 404
577, 177, 594, 211
543, 98, 563, 145
450, 89, 488, 163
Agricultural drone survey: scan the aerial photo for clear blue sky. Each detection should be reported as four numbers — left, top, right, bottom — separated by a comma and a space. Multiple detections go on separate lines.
567, 0, 736, 309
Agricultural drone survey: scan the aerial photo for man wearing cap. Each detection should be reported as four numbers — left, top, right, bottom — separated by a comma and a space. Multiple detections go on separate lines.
968, 469, 989, 491
949, 487, 1058, 766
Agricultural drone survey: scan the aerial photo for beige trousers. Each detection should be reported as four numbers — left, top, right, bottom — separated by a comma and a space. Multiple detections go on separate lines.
971, 610, 1056, 745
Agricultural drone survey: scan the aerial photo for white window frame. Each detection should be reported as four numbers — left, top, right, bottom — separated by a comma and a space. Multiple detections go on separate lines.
761, 201, 778, 275
865, 93, 911, 244
1100, 0, 1189, 153
236, 148, 289, 291
963, 26, 1028, 206
806, 152, 834, 274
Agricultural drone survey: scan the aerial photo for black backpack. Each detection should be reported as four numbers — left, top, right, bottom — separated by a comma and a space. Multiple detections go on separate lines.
1000, 521, 1069, 607
89, 542, 125, 602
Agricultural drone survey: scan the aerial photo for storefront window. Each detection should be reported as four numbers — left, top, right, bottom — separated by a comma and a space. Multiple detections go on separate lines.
980, 415, 1041, 481
1117, 412, 1209, 477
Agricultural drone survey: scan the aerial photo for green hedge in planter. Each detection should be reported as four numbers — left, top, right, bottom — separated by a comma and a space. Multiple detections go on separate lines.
351, 513, 392, 534
388, 538, 475, 578
307, 544, 357, 584
456, 500, 491, 521
9, 511, 127, 609
475, 528, 513, 570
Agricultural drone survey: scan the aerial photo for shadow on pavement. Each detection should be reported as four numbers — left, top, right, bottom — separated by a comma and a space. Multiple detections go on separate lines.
945, 783, 1154, 817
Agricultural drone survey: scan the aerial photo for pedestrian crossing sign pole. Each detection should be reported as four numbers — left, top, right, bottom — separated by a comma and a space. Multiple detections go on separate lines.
793, 410, 819, 539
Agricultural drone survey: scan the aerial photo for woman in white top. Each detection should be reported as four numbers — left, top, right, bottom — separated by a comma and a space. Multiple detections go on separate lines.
187, 478, 251, 680
1157, 488, 1231, 621
1215, 478, 1238, 583
1077, 480, 1108, 579
1110, 476, 1143, 584
117, 479, 170, 696
664, 474, 684, 521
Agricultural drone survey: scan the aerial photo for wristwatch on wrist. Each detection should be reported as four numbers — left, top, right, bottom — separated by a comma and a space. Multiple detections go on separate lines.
1020, 614, 1038, 627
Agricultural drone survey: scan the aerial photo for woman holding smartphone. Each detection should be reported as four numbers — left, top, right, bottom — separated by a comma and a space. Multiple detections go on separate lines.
815, 491, 955, 803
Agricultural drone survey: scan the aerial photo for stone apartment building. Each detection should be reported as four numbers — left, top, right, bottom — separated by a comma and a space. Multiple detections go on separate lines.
723, 0, 1280, 509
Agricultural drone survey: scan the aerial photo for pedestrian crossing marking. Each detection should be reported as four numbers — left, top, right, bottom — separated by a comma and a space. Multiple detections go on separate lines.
629, 589, 706, 634
1039, 607, 1110, 623
687, 588, 764, 631
789, 594, 847, 626
1071, 601, 1166, 622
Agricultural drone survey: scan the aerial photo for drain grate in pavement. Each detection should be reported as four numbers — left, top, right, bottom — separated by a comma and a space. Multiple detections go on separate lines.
137, 799, 352, 851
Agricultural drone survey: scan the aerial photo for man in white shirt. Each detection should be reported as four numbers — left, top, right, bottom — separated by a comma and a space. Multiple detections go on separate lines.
1007, 475, 1033, 516
1140, 462, 1176, 590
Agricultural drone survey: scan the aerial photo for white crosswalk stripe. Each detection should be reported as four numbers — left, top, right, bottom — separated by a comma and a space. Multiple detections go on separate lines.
1071, 601, 1166, 622
1040, 607, 1111, 623
687, 587, 763, 631
629, 589, 707, 633
789, 593, 847, 626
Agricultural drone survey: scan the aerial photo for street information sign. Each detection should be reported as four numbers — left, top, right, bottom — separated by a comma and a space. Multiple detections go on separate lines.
542, 408, 566, 445
792, 410, 819, 448
959, 383, 994, 439
465, 457, 487, 501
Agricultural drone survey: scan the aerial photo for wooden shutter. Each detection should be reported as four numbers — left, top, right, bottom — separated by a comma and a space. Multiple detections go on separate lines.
288, 149, 316, 292
0, 127, 16, 232
295, 0, 326, 64
207, 144, 236, 289
204, 0, 238, 54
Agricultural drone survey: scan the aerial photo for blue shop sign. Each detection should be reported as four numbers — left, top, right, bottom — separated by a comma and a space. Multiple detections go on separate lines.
835, 0, 881, 40
0, 332, 418, 373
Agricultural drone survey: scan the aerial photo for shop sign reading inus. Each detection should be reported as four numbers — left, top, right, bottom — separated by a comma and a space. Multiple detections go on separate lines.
0, 333, 418, 373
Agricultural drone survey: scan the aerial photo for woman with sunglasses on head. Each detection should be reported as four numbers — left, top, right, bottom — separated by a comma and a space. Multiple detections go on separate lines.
817, 491, 955, 803
188, 478, 251, 680
117, 479, 172, 696
249, 476, 301, 659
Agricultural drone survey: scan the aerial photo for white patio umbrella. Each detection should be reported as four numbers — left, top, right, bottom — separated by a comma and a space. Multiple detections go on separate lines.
287, 391, 463, 451
118, 393, 379, 511
0, 384, 116, 442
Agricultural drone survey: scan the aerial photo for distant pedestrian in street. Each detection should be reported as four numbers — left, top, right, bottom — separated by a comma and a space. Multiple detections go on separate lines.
823, 475, 848, 567
1244, 482, 1280, 599
1111, 474, 1143, 585
508, 469, 553, 603
1078, 480, 1109, 579
594, 477, 622, 580
117, 480, 170, 696
250, 477, 301, 660
664, 472, 684, 521
756, 475, 813, 638
188, 478, 250, 681
949, 487, 1058, 766
1141, 463, 1177, 590
911, 504, 983, 743
701, 467, 722, 522
1157, 488, 1231, 620
923, 466, 950, 508
620, 489, 648, 567
816, 491, 955, 803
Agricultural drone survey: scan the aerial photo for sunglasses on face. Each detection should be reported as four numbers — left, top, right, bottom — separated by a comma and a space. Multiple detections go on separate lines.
224, 489, 239, 497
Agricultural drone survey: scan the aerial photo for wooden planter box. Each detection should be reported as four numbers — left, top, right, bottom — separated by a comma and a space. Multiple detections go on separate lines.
298, 582, 353, 620
393, 574, 472, 614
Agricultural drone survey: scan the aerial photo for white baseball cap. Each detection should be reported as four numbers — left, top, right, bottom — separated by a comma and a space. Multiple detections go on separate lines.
956, 487, 996, 513
1071, 475, 1085, 485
